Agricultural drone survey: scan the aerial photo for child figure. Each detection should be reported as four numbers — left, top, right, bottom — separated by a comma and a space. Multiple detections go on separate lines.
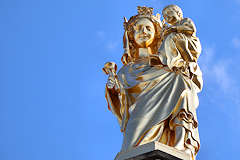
159, 4, 203, 90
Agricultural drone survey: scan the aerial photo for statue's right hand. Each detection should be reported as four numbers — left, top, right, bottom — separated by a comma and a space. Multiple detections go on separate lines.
107, 76, 116, 89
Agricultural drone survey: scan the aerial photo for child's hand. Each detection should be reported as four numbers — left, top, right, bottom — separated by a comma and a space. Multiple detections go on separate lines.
163, 26, 177, 37
168, 26, 177, 31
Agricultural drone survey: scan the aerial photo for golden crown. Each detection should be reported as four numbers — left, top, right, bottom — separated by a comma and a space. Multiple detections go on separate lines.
123, 6, 162, 31
137, 6, 153, 15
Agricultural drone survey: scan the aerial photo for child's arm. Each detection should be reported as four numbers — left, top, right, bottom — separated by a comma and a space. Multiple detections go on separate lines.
176, 18, 196, 36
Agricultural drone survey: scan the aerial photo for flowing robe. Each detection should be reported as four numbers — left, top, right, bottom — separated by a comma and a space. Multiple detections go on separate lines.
105, 18, 202, 159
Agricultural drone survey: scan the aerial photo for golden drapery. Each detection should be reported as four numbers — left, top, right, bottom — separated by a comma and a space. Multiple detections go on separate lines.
105, 16, 202, 160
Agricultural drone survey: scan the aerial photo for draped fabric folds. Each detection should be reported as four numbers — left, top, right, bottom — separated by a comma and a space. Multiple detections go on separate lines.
105, 18, 202, 159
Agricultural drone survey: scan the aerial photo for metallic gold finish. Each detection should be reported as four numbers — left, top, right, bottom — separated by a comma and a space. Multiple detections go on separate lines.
103, 5, 202, 160
133, 18, 155, 48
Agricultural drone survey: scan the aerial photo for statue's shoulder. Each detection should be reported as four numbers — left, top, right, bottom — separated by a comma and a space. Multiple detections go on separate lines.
181, 18, 195, 24
180, 18, 197, 33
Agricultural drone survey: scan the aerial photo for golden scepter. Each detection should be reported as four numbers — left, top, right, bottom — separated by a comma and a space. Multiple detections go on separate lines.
102, 62, 120, 91
103, 62, 125, 116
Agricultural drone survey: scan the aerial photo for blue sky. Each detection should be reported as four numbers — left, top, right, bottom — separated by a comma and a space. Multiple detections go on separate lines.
0, 0, 240, 159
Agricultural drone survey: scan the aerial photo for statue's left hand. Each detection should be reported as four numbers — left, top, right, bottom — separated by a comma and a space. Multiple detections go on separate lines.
107, 76, 116, 89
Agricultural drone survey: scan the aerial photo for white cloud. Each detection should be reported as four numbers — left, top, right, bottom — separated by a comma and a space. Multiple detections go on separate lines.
96, 31, 119, 51
199, 46, 215, 78
232, 37, 240, 48
199, 45, 240, 118
106, 41, 119, 50
212, 63, 232, 91
96, 31, 106, 39
199, 46, 237, 94
199, 46, 215, 65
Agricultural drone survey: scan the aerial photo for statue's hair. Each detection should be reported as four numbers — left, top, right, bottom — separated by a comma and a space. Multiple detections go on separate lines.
162, 5, 183, 19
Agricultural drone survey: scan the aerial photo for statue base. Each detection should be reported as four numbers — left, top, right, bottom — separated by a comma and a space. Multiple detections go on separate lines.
115, 141, 191, 160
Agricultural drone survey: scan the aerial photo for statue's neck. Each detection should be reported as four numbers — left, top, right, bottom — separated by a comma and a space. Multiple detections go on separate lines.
138, 47, 152, 59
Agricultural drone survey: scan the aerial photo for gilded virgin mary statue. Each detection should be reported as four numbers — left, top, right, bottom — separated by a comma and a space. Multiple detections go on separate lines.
103, 5, 202, 160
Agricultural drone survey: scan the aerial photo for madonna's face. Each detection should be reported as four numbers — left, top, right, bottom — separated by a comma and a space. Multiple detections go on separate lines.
133, 18, 155, 48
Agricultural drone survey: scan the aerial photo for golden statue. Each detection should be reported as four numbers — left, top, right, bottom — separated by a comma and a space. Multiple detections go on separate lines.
103, 5, 202, 160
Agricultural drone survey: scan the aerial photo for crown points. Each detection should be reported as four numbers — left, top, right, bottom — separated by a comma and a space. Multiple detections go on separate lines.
137, 6, 153, 15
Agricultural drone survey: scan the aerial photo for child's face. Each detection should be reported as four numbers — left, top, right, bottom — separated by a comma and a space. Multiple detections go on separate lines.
163, 7, 180, 25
